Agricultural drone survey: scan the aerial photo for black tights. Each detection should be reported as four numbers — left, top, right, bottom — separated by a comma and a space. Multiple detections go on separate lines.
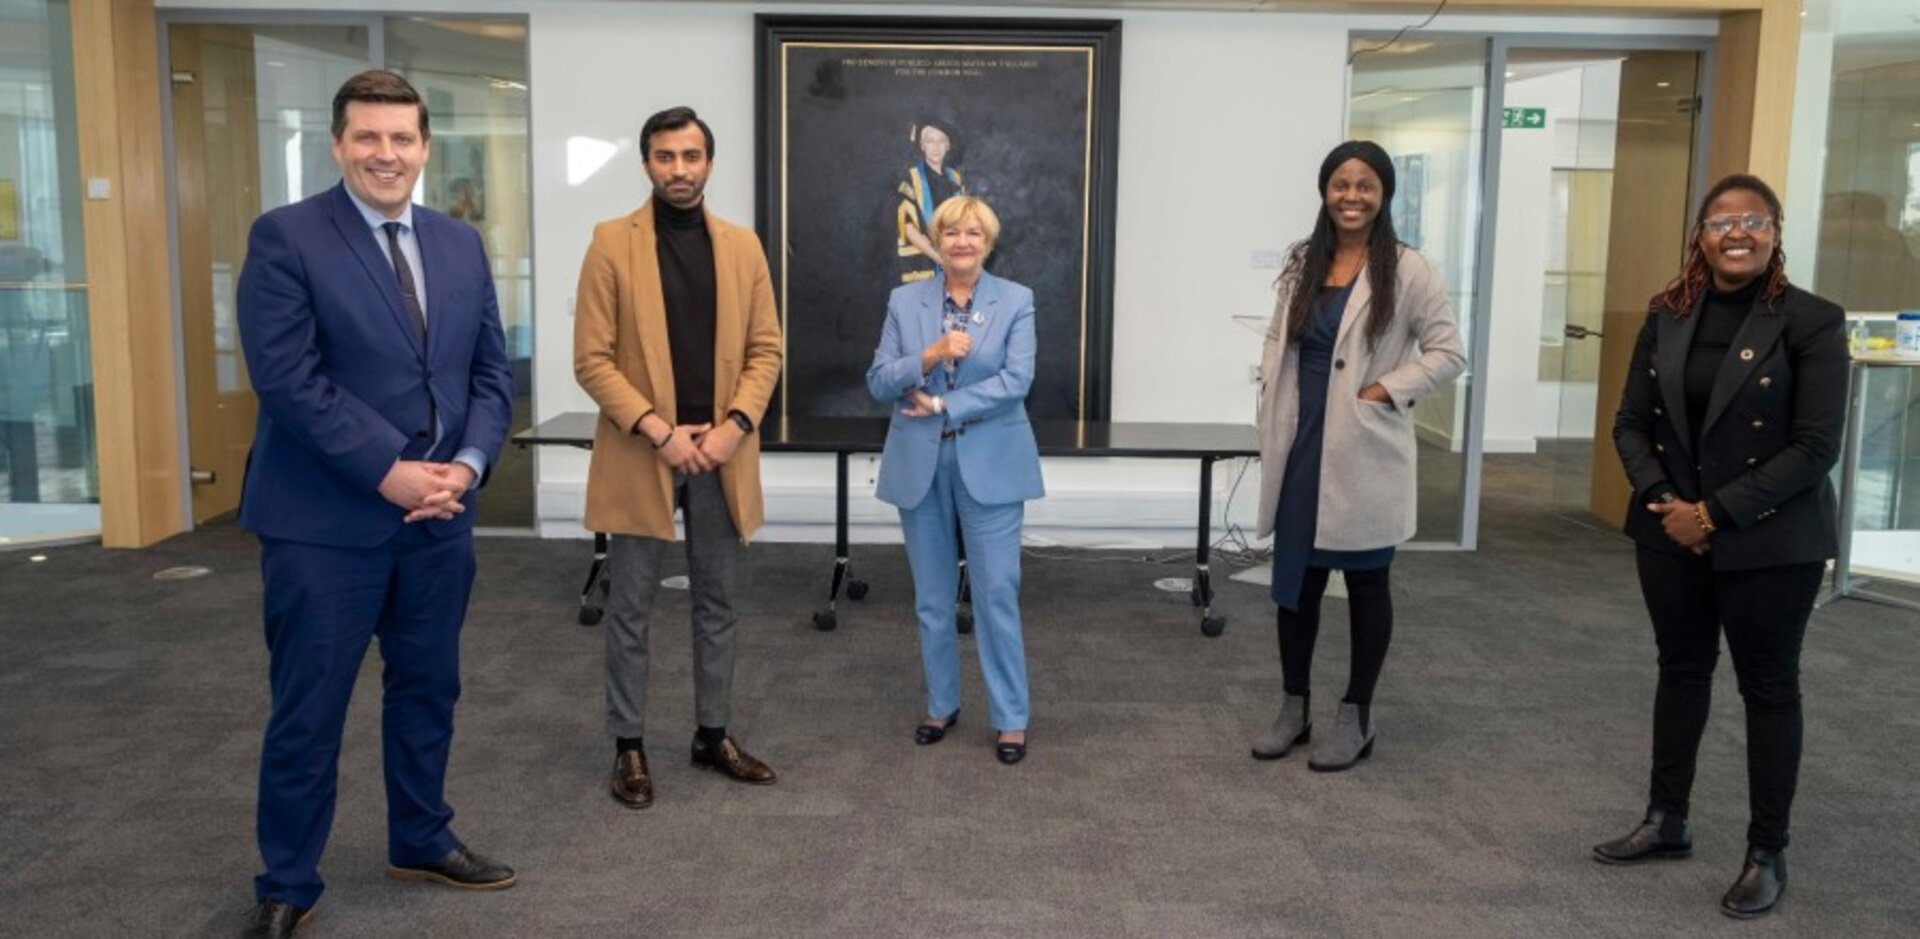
1277, 565, 1393, 705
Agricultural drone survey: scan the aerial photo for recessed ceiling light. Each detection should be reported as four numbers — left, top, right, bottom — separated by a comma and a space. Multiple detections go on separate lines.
29, 555, 47, 562
1505, 71, 1515, 78
264, 60, 286, 67
1657, 81, 1671, 88
1400, 95, 1418, 102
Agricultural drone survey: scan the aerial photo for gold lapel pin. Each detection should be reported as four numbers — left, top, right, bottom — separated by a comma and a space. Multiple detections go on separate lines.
1739, 348, 1754, 361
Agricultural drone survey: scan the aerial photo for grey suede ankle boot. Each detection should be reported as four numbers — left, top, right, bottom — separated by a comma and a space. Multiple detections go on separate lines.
1308, 701, 1374, 772
1250, 694, 1311, 760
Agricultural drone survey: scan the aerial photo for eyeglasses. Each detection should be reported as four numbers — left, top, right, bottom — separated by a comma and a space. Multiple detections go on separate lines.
1702, 213, 1774, 236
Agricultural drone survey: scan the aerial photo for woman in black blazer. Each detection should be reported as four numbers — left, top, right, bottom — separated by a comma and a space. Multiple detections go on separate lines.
1596, 174, 1849, 919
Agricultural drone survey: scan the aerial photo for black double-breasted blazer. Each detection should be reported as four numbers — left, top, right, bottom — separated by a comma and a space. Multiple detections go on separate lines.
1612, 283, 1850, 570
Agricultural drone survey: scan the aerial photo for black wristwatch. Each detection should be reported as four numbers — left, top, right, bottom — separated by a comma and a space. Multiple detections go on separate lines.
728, 410, 754, 433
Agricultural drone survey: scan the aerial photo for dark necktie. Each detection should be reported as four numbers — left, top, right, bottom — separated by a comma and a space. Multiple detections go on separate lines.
383, 221, 428, 343
383, 221, 437, 455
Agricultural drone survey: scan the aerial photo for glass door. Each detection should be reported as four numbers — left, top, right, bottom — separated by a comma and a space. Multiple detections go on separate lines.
1348, 34, 1491, 546
1492, 49, 1702, 519
168, 22, 369, 523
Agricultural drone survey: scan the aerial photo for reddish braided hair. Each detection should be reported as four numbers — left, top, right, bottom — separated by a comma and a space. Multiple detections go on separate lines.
1654, 174, 1791, 317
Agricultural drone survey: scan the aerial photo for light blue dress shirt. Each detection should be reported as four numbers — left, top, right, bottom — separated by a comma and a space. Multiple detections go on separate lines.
343, 187, 488, 486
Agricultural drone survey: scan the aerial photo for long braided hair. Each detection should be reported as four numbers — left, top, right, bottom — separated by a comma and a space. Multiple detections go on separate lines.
1654, 173, 1790, 317
1281, 141, 1401, 350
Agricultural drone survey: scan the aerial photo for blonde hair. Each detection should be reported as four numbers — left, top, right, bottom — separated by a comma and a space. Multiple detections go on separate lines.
928, 195, 1001, 249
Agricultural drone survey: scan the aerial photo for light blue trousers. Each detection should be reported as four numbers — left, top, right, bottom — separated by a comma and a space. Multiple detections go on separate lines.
898, 437, 1030, 732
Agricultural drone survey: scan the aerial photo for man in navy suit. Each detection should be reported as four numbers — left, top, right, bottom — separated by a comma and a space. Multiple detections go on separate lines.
235, 70, 516, 938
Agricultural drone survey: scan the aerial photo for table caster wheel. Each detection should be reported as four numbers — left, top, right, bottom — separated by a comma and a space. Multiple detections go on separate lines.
957, 610, 974, 635
847, 580, 869, 601
1201, 615, 1226, 638
812, 610, 838, 632
578, 607, 604, 627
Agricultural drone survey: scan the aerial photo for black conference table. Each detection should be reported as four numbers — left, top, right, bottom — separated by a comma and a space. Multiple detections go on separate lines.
513, 413, 1260, 636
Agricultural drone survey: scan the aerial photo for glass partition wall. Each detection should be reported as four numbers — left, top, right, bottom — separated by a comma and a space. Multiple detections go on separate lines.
1792, 0, 1920, 600
1347, 34, 1710, 548
0, 0, 98, 548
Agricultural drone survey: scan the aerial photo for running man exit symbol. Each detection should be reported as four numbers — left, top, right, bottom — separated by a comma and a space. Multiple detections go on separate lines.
1503, 107, 1547, 129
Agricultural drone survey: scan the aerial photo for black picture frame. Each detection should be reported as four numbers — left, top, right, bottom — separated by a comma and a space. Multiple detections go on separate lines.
755, 15, 1122, 423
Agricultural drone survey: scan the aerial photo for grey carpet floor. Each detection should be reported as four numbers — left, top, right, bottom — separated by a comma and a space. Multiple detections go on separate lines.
2, 455, 1917, 938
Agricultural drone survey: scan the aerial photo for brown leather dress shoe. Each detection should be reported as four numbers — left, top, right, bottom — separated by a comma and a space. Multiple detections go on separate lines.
241, 900, 312, 938
611, 749, 653, 809
387, 844, 517, 890
690, 735, 777, 785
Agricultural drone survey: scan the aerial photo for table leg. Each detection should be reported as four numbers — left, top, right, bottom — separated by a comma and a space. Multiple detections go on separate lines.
813, 451, 862, 631
1197, 455, 1225, 637
1821, 363, 1920, 613
578, 532, 608, 626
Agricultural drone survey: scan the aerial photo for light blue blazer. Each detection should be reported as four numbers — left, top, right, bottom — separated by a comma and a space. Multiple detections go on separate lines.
867, 271, 1045, 510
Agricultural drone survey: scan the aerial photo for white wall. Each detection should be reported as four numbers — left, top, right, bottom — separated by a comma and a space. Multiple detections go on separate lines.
155, 0, 1719, 545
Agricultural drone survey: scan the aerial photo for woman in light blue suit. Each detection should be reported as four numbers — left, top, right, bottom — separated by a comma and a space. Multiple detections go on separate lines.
867, 195, 1044, 765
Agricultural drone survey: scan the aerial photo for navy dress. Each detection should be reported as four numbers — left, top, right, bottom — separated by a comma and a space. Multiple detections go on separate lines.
1271, 281, 1396, 611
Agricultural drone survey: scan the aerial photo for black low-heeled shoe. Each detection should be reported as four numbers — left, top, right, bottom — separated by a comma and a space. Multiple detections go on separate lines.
1721, 847, 1787, 919
1592, 808, 1693, 865
995, 735, 1027, 765
915, 710, 959, 746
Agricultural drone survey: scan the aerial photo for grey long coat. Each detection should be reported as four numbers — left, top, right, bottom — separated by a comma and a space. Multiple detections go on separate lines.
1255, 245, 1467, 549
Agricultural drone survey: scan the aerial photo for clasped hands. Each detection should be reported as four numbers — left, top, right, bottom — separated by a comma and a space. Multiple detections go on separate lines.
642, 416, 745, 475
1647, 497, 1713, 555
380, 461, 476, 524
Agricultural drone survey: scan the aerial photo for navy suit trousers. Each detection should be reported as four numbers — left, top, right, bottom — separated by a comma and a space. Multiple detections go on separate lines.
254, 523, 474, 907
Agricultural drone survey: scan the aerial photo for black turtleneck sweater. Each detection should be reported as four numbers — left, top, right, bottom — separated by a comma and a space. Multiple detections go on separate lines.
656, 199, 717, 425
1672, 276, 1764, 527
1684, 276, 1764, 453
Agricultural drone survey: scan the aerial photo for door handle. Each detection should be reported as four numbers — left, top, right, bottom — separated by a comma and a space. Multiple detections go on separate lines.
1564, 324, 1603, 340
190, 468, 216, 485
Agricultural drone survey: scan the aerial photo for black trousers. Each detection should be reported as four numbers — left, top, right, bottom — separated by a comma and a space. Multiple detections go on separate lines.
1634, 545, 1823, 851
1276, 565, 1393, 706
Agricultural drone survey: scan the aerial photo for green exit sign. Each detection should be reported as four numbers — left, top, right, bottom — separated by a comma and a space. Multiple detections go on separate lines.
1503, 107, 1547, 129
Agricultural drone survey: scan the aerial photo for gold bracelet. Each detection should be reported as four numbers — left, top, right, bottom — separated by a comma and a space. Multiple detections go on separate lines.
1692, 502, 1716, 534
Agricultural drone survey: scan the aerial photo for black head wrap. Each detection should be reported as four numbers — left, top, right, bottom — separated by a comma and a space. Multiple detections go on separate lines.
1318, 140, 1395, 203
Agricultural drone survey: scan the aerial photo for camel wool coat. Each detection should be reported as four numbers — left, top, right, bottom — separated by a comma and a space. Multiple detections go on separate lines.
572, 201, 784, 542
1255, 244, 1466, 550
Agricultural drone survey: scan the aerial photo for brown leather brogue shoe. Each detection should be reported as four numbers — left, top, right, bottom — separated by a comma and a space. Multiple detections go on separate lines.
611, 749, 653, 809
690, 735, 777, 785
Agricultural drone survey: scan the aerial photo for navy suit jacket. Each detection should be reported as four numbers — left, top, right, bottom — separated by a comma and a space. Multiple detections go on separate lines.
236, 183, 514, 548
866, 271, 1044, 510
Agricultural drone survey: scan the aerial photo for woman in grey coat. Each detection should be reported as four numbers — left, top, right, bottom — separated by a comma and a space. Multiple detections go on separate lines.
1249, 141, 1465, 771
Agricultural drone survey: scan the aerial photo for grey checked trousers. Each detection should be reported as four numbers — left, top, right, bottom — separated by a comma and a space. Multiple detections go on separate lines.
603, 471, 743, 738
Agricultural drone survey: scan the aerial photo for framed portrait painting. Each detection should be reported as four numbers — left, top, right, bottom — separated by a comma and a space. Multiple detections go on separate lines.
756, 16, 1122, 422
